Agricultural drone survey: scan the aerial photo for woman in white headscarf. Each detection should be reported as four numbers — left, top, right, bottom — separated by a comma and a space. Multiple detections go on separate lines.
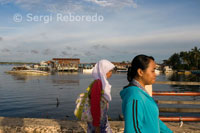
87, 59, 115, 133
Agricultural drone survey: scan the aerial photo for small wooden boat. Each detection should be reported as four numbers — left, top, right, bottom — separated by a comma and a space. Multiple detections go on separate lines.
116, 68, 128, 72
5, 66, 50, 76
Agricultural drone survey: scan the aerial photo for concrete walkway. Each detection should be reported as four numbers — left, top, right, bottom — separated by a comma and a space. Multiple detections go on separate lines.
0, 117, 199, 133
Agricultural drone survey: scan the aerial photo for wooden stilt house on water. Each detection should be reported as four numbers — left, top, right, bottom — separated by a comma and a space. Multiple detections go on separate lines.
52, 58, 80, 72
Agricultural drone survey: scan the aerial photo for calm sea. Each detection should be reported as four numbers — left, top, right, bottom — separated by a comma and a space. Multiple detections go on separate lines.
0, 65, 199, 120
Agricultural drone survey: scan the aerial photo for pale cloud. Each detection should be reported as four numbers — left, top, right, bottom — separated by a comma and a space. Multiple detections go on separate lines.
46, 1, 84, 14
0, 27, 22, 31
15, 0, 42, 7
61, 51, 69, 56
0, 0, 12, 4
65, 46, 77, 51
1, 48, 10, 53
1, 22, 200, 62
65, 46, 72, 50
89, 26, 200, 46
42, 49, 56, 55
85, 0, 112, 7
31, 50, 39, 54
84, 51, 95, 56
0, 0, 137, 13
85, 0, 137, 8
72, 54, 81, 57
91, 44, 108, 50
0, 37, 3, 41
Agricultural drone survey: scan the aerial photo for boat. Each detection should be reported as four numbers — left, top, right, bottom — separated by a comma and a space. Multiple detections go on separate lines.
82, 64, 94, 74
83, 68, 93, 74
164, 66, 174, 73
5, 66, 50, 76
57, 66, 78, 71
116, 68, 128, 72
155, 69, 161, 76
191, 70, 200, 75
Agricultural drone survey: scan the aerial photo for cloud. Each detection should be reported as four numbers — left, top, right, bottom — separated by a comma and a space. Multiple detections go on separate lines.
84, 51, 95, 56
90, 26, 200, 47
61, 51, 69, 56
1, 48, 10, 52
85, 0, 112, 7
72, 54, 81, 57
0, 27, 22, 31
0, 37, 3, 41
85, 0, 137, 8
91, 44, 108, 50
0, 0, 12, 4
31, 50, 39, 54
0, 0, 137, 13
42, 49, 56, 55
65, 46, 72, 50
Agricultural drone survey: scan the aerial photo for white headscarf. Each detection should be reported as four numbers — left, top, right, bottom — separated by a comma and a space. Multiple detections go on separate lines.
92, 59, 115, 102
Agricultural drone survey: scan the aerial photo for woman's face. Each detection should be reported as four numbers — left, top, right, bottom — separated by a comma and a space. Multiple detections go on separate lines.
106, 70, 113, 79
141, 60, 156, 85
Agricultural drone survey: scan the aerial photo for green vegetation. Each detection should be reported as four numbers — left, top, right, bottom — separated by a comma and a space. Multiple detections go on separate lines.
164, 46, 200, 70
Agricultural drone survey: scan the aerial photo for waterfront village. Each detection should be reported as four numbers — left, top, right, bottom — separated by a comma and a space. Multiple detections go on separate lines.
5, 57, 200, 76
2, 57, 200, 133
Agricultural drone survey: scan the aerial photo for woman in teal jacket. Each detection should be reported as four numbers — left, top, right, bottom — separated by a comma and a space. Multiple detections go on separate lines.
120, 55, 173, 133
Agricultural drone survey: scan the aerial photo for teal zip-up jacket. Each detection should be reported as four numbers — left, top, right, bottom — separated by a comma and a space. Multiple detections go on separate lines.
120, 86, 173, 133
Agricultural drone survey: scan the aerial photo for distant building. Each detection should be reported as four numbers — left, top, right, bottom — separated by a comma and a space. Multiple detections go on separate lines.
112, 62, 131, 72
52, 58, 80, 71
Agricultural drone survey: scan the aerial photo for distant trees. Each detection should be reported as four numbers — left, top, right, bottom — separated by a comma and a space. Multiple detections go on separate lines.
165, 46, 200, 70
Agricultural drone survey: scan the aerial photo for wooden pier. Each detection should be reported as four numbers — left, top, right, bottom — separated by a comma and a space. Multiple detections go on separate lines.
155, 81, 200, 85
153, 91, 200, 96
154, 81, 200, 121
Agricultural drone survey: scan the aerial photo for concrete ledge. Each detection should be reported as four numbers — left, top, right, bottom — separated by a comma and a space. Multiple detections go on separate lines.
0, 117, 200, 133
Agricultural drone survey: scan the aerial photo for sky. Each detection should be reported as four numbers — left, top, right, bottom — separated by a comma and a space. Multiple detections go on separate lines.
0, 0, 200, 63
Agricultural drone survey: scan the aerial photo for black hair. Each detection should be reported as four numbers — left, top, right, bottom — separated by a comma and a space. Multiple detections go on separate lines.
127, 54, 154, 82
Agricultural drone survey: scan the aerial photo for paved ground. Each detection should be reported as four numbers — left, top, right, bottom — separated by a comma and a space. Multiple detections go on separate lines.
0, 117, 199, 133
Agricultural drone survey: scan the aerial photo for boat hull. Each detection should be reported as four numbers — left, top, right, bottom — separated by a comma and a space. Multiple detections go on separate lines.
5, 70, 50, 76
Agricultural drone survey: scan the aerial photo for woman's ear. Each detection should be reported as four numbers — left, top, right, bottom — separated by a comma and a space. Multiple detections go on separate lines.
137, 68, 143, 77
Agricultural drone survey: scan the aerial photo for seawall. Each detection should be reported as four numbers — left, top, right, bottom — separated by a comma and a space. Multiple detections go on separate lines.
0, 117, 200, 133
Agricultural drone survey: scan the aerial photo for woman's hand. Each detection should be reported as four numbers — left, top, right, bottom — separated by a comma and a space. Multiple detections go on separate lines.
95, 126, 100, 133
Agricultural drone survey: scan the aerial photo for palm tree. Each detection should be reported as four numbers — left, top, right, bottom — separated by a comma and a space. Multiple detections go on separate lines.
169, 53, 181, 69
180, 51, 190, 69
191, 46, 200, 69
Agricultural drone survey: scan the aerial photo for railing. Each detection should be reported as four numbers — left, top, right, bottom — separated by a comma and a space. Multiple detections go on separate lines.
154, 81, 200, 122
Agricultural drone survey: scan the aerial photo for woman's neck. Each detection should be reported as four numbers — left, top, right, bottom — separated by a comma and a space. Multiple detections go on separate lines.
134, 78, 145, 88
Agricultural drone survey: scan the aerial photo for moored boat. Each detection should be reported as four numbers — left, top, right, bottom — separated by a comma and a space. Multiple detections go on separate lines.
83, 68, 93, 74
116, 68, 128, 72
155, 69, 161, 75
5, 66, 50, 76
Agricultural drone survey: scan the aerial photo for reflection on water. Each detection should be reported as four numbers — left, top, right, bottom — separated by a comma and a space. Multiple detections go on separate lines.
56, 72, 79, 75
52, 72, 80, 85
165, 72, 174, 79
168, 73, 200, 82
166, 73, 200, 92
52, 79, 79, 85
9, 74, 43, 81
0, 65, 200, 120
9, 72, 80, 85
